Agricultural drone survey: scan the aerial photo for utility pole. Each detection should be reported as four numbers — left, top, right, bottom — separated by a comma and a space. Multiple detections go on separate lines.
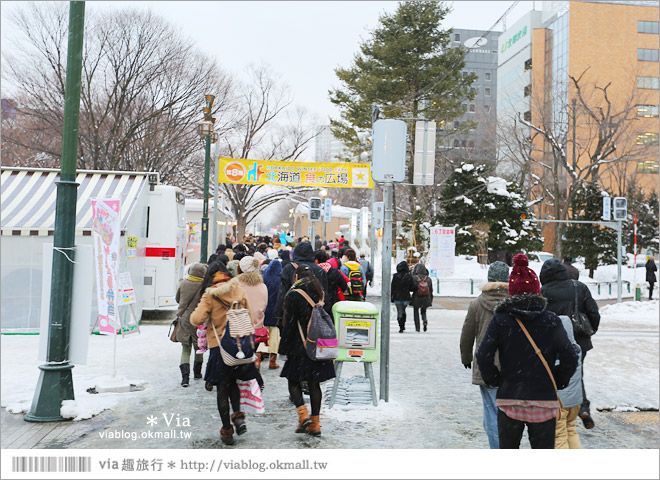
199, 95, 215, 263
379, 182, 393, 402
25, 1, 85, 422
369, 104, 380, 265
211, 140, 220, 253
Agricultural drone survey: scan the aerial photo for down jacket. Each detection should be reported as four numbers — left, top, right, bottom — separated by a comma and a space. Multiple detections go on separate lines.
557, 315, 584, 408
262, 259, 282, 327
411, 263, 434, 309
391, 261, 414, 302
475, 294, 578, 402
460, 282, 509, 386
539, 258, 600, 353
174, 263, 207, 345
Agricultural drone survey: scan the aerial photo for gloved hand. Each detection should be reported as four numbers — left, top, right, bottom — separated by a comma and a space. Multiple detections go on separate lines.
463, 363, 471, 369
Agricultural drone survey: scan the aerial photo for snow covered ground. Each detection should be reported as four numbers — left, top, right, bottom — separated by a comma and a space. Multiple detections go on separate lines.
2, 300, 657, 449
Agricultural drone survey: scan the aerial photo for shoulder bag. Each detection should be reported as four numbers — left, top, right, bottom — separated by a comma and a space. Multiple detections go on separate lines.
570, 280, 594, 337
515, 318, 563, 419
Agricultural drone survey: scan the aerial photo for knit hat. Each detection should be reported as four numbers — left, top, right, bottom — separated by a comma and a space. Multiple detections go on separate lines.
253, 251, 266, 265
267, 248, 279, 260
239, 255, 260, 274
508, 253, 541, 296
488, 261, 510, 283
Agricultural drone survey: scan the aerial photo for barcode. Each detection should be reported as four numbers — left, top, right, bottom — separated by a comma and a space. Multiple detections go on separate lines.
12, 456, 91, 473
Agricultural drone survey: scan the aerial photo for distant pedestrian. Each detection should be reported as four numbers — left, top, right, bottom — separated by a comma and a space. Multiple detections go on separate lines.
358, 253, 374, 299
539, 258, 600, 430
190, 262, 258, 446
476, 253, 578, 449
391, 261, 414, 333
315, 250, 348, 308
174, 262, 208, 387
279, 265, 336, 436
410, 263, 433, 332
340, 248, 365, 301
460, 261, 510, 448
646, 256, 657, 300
562, 255, 579, 280
555, 315, 584, 449
260, 258, 283, 369
279, 248, 292, 269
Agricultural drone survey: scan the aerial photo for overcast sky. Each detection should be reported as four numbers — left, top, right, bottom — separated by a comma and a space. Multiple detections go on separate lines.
1, 1, 535, 123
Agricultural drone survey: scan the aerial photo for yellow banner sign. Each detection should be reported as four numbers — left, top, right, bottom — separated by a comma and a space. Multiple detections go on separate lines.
218, 158, 373, 189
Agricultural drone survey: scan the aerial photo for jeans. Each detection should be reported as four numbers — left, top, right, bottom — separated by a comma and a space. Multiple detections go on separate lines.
579, 349, 590, 416
497, 409, 556, 449
394, 302, 409, 331
479, 386, 499, 449
413, 307, 428, 331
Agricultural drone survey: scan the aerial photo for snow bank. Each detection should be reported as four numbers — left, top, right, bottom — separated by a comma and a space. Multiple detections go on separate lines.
599, 300, 659, 328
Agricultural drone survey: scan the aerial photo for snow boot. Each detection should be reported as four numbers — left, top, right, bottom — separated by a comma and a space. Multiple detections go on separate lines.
193, 361, 203, 379
307, 415, 321, 436
580, 412, 595, 429
179, 363, 190, 387
231, 412, 247, 435
423, 321, 428, 332
255, 354, 261, 370
220, 426, 235, 445
269, 353, 280, 369
295, 405, 311, 433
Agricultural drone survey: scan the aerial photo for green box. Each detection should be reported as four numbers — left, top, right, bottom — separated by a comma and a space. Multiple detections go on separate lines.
332, 301, 379, 362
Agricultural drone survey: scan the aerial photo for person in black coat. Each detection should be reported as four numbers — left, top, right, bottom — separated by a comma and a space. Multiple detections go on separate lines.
314, 249, 347, 309
646, 256, 657, 300
261, 258, 283, 369
278, 248, 292, 269
391, 261, 415, 333
411, 263, 434, 332
476, 253, 578, 449
279, 265, 335, 436
562, 255, 579, 280
539, 258, 600, 430
208, 244, 230, 266
275, 242, 330, 327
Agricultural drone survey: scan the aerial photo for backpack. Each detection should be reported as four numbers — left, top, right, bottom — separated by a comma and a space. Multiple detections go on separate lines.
345, 262, 364, 297
417, 276, 430, 297
293, 289, 338, 361
212, 300, 256, 366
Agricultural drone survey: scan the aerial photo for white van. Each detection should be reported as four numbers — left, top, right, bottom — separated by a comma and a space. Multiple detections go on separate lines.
142, 185, 187, 309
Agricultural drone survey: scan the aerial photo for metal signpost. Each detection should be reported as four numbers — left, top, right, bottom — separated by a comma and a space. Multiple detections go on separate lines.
323, 197, 332, 242
371, 119, 407, 402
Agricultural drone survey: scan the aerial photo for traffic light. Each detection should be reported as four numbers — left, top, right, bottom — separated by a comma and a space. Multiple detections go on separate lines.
613, 197, 627, 221
309, 197, 322, 222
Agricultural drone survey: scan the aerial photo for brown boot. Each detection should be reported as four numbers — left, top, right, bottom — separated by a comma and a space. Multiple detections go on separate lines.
308, 415, 321, 436
254, 354, 261, 370
220, 426, 235, 445
295, 405, 311, 433
269, 353, 280, 369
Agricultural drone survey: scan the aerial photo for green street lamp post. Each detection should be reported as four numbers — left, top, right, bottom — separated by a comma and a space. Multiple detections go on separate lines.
198, 95, 215, 264
25, 1, 86, 422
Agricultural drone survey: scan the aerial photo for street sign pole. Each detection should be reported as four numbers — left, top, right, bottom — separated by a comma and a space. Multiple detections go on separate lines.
379, 182, 393, 402
211, 140, 220, 251
617, 220, 622, 303
369, 104, 380, 264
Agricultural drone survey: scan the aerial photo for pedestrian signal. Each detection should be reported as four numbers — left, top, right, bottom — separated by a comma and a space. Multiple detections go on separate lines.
309, 197, 322, 222
613, 197, 627, 221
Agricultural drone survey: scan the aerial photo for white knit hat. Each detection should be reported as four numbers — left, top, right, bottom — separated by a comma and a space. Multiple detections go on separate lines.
239, 255, 259, 274
267, 248, 279, 260
253, 251, 266, 264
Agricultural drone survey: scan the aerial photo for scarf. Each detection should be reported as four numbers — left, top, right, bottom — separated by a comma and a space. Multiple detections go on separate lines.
213, 271, 232, 284
187, 275, 204, 282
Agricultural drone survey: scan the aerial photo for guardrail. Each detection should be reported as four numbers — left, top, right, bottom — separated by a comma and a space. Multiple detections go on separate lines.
433, 279, 632, 298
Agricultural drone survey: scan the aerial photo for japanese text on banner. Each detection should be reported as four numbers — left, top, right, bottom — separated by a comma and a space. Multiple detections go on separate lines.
429, 226, 456, 278
218, 158, 373, 189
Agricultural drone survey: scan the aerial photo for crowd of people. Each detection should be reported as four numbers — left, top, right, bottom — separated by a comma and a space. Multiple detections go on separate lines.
173, 235, 371, 445
175, 230, 617, 449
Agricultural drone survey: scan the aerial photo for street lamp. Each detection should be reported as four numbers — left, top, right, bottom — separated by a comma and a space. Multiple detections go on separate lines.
198, 94, 215, 263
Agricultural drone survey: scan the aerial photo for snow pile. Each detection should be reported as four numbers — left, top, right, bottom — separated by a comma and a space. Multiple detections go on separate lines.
599, 300, 659, 328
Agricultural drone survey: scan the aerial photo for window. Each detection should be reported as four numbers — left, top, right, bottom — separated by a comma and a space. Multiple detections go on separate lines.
637, 160, 659, 173
524, 58, 532, 71
484, 87, 491, 97
485, 105, 491, 113
468, 140, 475, 149
453, 139, 460, 148
453, 120, 460, 129
637, 105, 659, 118
438, 120, 446, 130
454, 33, 461, 42
638, 48, 659, 62
637, 132, 659, 145
485, 72, 491, 81
523, 111, 532, 122
638, 76, 659, 89
469, 104, 476, 113
461, 139, 467, 148
524, 84, 532, 97
638, 21, 659, 34
462, 103, 468, 112
462, 71, 468, 77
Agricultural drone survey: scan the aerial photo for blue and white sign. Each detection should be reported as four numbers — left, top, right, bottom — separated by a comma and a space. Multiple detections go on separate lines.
323, 198, 332, 223
602, 196, 611, 221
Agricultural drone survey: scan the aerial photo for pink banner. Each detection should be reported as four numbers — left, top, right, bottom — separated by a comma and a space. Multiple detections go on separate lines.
91, 199, 121, 335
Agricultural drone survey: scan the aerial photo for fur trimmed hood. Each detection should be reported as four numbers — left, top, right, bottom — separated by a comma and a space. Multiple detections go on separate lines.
236, 271, 263, 286
206, 278, 243, 300
480, 282, 509, 292
494, 293, 548, 321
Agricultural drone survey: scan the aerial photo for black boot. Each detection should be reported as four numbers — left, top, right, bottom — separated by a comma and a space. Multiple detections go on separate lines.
180, 363, 190, 387
193, 361, 203, 379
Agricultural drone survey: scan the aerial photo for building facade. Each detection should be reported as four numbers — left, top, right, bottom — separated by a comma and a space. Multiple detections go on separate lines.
314, 125, 348, 163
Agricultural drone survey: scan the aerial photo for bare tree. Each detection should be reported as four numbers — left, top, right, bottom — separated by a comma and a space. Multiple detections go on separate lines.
215, 64, 318, 239
2, 3, 232, 183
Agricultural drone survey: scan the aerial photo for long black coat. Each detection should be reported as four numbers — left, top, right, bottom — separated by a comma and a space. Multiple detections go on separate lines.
539, 258, 600, 353
274, 242, 330, 326
262, 259, 282, 327
410, 263, 434, 309
391, 261, 414, 302
278, 279, 323, 358
475, 294, 578, 401
324, 265, 347, 308
646, 260, 657, 283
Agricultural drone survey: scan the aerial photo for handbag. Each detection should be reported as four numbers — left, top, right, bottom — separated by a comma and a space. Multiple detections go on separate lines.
168, 291, 199, 343
254, 327, 269, 346
570, 280, 594, 337
211, 300, 256, 366
237, 379, 265, 414
515, 318, 563, 419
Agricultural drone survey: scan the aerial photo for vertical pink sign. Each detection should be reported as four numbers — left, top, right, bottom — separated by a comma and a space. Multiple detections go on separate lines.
91, 199, 121, 335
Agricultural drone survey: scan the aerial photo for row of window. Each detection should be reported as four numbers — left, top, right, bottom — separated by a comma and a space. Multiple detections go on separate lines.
637, 105, 659, 118
461, 71, 492, 81
637, 132, 659, 145
460, 103, 492, 113
638, 76, 659, 89
638, 48, 659, 62
637, 160, 659, 174
638, 21, 659, 34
